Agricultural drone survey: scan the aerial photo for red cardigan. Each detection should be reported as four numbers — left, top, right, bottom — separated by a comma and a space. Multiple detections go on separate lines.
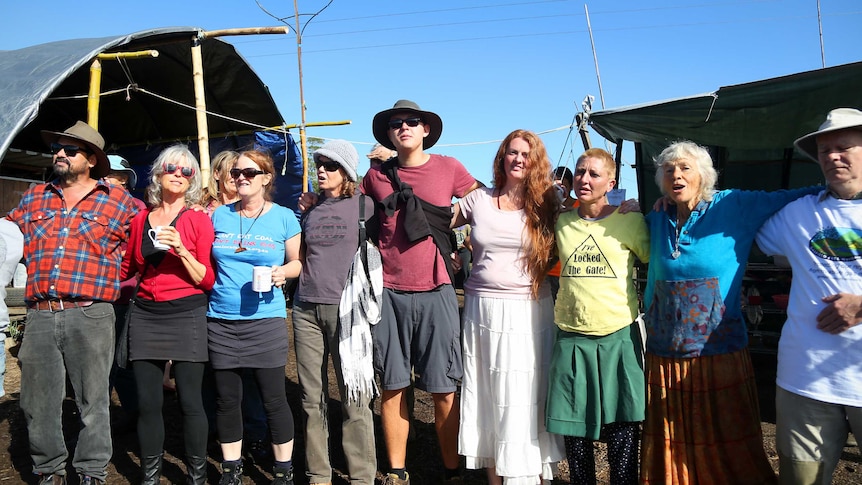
120, 208, 215, 301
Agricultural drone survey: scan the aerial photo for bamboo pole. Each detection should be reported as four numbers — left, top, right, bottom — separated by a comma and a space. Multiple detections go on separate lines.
97, 50, 159, 60
192, 27, 289, 189
88, 50, 159, 130
87, 59, 102, 129
107, 121, 352, 150
282, 120, 351, 129
201, 27, 289, 38
190, 35, 212, 189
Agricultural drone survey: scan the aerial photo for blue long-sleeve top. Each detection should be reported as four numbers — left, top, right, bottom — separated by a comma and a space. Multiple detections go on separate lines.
643, 187, 821, 358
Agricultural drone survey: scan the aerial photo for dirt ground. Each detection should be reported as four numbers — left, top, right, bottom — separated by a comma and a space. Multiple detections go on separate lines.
0, 307, 859, 484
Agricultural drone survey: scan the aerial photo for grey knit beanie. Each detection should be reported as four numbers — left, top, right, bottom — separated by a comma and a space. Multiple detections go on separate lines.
313, 139, 359, 181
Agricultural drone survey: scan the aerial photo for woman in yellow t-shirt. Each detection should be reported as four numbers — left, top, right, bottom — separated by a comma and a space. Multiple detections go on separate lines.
546, 149, 649, 485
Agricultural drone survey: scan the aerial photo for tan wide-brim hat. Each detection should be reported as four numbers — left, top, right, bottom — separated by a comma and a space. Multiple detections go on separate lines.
372, 99, 443, 151
794, 108, 862, 162
41, 121, 110, 179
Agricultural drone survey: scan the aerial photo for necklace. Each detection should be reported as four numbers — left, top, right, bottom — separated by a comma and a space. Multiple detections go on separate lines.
672, 215, 686, 259
235, 201, 266, 253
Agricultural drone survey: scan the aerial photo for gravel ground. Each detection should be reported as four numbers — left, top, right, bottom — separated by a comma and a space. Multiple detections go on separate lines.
0, 304, 858, 484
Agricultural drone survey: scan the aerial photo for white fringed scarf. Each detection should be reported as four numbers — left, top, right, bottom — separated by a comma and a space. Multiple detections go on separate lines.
338, 239, 383, 403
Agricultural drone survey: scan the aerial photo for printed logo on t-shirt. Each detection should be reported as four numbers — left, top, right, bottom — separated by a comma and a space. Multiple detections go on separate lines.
561, 235, 616, 278
306, 215, 349, 247
809, 227, 862, 261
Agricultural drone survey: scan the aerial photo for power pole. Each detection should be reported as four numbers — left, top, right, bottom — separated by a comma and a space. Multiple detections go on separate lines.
294, 0, 310, 190
257, 0, 334, 191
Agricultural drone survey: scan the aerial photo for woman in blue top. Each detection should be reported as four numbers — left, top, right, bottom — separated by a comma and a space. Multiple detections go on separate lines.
640, 141, 820, 484
207, 150, 302, 485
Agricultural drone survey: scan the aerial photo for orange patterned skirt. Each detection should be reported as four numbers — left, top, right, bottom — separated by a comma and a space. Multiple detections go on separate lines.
640, 349, 777, 484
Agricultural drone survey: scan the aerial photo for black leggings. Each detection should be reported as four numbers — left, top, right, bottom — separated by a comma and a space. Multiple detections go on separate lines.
565, 421, 640, 485
133, 360, 207, 457
213, 366, 294, 444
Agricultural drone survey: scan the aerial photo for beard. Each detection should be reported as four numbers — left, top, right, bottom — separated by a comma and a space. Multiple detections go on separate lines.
53, 157, 88, 182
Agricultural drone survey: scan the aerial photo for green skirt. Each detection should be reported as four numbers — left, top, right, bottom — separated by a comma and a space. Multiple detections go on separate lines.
545, 323, 646, 440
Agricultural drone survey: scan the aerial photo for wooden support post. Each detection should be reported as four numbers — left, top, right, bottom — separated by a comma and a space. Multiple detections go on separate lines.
190, 35, 212, 189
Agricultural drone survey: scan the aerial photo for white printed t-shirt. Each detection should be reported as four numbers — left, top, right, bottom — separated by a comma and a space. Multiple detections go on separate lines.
756, 191, 862, 407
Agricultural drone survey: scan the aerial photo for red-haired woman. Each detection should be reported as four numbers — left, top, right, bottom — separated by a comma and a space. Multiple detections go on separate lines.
453, 129, 565, 484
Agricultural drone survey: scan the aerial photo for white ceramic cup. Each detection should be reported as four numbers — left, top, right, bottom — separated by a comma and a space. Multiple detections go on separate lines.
147, 226, 170, 251
252, 266, 273, 292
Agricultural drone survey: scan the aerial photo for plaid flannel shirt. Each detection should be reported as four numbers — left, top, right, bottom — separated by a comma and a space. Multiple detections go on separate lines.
7, 179, 138, 303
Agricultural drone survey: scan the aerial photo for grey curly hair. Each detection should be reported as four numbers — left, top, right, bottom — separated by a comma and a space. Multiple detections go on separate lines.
653, 140, 718, 202
146, 145, 203, 207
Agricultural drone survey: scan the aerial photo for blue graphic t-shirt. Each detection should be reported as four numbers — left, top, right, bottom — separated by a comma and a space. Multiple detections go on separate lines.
208, 203, 301, 320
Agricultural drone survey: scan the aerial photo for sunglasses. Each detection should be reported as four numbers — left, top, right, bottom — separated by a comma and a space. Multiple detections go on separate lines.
50, 143, 90, 158
163, 163, 195, 178
316, 161, 341, 172
230, 167, 266, 179
388, 117, 423, 130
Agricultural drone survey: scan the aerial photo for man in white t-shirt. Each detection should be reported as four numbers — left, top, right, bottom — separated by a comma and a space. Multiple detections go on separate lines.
756, 108, 862, 485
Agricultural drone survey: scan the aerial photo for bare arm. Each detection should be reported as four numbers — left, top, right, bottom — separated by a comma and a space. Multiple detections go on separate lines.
272, 233, 302, 287
451, 202, 468, 229
816, 293, 862, 334
450, 180, 483, 229
463, 181, 482, 196
297, 192, 319, 213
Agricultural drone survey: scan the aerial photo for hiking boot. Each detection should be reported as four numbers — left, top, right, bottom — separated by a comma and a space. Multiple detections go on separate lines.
37, 474, 66, 485
218, 461, 243, 485
270, 465, 294, 485
382, 472, 410, 485
77, 475, 104, 485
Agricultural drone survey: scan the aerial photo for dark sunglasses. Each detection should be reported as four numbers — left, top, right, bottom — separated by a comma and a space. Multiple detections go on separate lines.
230, 167, 266, 179
50, 143, 90, 158
163, 162, 195, 178
387, 117, 423, 130
315, 161, 341, 172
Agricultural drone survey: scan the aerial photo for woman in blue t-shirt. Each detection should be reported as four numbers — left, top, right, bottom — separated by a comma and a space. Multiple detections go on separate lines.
207, 150, 302, 485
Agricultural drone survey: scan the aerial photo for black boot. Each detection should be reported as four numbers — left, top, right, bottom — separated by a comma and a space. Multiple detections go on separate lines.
271, 465, 294, 485
186, 455, 207, 485
141, 454, 163, 485
218, 460, 243, 485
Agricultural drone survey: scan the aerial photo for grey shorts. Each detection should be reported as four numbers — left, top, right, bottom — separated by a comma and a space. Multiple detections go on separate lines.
372, 284, 462, 393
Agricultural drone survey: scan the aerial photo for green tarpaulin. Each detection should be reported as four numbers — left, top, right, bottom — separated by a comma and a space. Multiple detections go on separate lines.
587, 61, 862, 204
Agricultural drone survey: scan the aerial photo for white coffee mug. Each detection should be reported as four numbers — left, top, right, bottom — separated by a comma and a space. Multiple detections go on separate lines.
147, 226, 170, 251
252, 266, 273, 292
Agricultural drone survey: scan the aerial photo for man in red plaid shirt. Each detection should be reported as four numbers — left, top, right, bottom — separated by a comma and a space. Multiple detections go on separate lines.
7, 121, 138, 485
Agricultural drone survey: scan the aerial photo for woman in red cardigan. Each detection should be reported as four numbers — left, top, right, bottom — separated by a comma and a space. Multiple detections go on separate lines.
120, 145, 215, 485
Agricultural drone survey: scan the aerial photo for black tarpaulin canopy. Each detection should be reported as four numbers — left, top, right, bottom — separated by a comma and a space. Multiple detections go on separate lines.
0, 27, 313, 217
0, 27, 284, 172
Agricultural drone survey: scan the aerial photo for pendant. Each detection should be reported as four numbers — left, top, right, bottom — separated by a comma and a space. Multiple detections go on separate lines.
235, 245, 247, 253
671, 249, 681, 259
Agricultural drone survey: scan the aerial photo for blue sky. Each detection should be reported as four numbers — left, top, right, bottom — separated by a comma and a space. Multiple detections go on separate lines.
3, 1, 861, 197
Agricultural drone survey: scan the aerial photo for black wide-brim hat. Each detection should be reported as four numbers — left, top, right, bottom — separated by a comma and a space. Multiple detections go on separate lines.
372, 99, 443, 151
41, 121, 110, 179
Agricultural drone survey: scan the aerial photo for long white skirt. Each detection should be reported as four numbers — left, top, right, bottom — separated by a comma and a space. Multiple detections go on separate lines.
458, 294, 564, 485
